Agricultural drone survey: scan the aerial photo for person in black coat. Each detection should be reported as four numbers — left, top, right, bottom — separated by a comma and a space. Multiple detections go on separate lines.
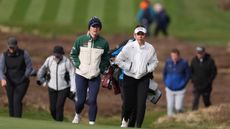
190, 46, 217, 110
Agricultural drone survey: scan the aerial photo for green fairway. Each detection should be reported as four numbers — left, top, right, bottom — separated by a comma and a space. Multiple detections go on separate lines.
160, 0, 230, 44
0, 116, 133, 129
0, 0, 229, 43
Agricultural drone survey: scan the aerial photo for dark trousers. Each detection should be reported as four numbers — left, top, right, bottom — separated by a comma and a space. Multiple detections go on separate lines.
192, 88, 212, 110
48, 87, 69, 121
154, 25, 168, 37
140, 18, 151, 36
75, 74, 100, 122
6, 80, 29, 118
123, 75, 149, 128
120, 80, 137, 127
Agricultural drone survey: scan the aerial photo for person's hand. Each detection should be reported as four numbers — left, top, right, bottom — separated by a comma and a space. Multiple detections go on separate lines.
68, 92, 75, 101
1, 79, 7, 87
110, 57, 115, 62
36, 80, 42, 86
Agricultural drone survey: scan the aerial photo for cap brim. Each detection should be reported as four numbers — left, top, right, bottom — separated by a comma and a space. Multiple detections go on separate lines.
134, 27, 147, 34
8, 44, 17, 47
136, 31, 145, 34
196, 51, 204, 54
91, 23, 100, 26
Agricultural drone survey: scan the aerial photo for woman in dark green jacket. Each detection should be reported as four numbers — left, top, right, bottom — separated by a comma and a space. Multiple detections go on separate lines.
70, 16, 110, 125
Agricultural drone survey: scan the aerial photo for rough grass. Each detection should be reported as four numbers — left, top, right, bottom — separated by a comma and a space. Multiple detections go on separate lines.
1, 104, 229, 129
153, 104, 230, 129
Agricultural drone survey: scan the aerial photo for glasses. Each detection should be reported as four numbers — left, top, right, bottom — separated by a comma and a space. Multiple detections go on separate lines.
136, 32, 145, 36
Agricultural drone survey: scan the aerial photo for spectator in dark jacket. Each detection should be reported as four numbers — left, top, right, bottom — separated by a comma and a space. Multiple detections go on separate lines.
163, 48, 191, 117
191, 46, 217, 110
153, 3, 170, 37
0, 37, 33, 118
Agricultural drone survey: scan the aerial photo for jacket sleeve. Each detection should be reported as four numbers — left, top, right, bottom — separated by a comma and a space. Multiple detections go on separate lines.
24, 50, 33, 78
209, 58, 217, 83
0, 54, 6, 80
99, 42, 110, 74
115, 45, 132, 71
190, 58, 196, 83
184, 61, 191, 84
179, 60, 191, 88
37, 57, 50, 83
66, 58, 76, 93
70, 39, 80, 68
136, 9, 143, 22
163, 60, 168, 84
147, 48, 159, 73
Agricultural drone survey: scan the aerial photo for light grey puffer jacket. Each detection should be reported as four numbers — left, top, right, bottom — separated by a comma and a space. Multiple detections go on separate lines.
37, 55, 76, 92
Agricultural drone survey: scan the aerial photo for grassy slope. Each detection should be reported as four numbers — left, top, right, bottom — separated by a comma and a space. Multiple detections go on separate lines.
0, 106, 165, 128
162, 0, 230, 44
0, 116, 132, 129
0, 0, 229, 43
2, 105, 229, 129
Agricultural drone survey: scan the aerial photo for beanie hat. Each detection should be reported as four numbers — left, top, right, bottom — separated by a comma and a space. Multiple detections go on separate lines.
7, 37, 18, 47
88, 16, 102, 29
53, 45, 65, 54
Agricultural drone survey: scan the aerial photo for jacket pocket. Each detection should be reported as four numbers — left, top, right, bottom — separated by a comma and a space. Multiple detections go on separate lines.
79, 47, 90, 65
91, 48, 104, 63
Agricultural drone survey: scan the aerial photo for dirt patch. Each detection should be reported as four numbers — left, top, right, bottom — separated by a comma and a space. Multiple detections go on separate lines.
0, 32, 229, 118
218, 0, 230, 11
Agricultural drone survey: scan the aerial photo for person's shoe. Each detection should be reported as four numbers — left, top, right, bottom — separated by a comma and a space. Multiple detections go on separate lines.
72, 113, 80, 124
89, 121, 95, 125
120, 118, 128, 128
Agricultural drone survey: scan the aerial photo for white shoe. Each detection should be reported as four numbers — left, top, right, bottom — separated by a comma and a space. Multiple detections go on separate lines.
72, 114, 80, 124
89, 121, 95, 125
121, 118, 128, 128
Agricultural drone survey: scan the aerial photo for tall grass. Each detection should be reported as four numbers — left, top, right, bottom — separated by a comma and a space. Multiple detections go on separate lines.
153, 104, 230, 129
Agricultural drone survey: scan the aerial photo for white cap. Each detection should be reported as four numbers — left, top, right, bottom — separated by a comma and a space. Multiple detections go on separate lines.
134, 27, 147, 34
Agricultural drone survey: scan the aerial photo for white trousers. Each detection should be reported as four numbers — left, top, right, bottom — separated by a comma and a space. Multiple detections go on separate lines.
165, 87, 186, 117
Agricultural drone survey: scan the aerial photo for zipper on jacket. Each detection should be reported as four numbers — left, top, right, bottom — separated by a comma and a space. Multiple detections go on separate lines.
56, 62, 59, 91
88, 39, 94, 65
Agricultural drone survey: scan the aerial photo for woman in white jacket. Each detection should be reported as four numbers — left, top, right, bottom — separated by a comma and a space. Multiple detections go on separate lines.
37, 45, 75, 121
115, 25, 158, 128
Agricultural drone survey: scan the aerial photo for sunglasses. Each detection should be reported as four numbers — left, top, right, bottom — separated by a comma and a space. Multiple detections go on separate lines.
136, 32, 145, 36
